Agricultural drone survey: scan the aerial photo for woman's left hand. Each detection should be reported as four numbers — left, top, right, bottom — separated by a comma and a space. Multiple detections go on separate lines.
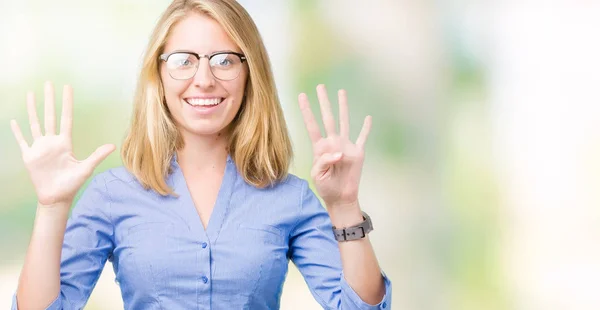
298, 84, 372, 210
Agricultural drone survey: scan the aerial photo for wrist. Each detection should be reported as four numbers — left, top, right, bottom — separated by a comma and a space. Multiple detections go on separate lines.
34, 202, 71, 232
36, 201, 72, 216
327, 201, 363, 228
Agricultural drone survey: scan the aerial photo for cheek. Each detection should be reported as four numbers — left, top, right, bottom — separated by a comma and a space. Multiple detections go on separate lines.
161, 78, 186, 120
230, 71, 249, 98
162, 77, 187, 101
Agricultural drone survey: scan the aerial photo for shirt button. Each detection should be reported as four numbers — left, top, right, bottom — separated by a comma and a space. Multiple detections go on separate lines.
201, 276, 208, 284
201, 242, 207, 248
381, 302, 387, 309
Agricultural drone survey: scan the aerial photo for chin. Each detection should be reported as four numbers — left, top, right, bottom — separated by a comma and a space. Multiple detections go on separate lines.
182, 121, 232, 137
186, 125, 226, 137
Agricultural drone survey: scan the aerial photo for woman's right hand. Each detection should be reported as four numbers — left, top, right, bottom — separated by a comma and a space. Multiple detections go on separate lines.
10, 82, 115, 207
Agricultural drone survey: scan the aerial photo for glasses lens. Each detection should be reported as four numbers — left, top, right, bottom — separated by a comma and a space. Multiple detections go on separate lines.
165, 53, 198, 80
209, 53, 243, 80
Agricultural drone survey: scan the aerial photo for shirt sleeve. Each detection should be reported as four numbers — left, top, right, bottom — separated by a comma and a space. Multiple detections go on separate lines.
289, 180, 392, 310
11, 173, 114, 310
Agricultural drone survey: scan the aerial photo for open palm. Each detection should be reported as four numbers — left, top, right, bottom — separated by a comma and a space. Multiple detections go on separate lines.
298, 84, 372, 208
10, 82, 115, 206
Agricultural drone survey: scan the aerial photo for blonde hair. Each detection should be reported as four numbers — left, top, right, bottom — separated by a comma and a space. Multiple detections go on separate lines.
121, 0, 292, 196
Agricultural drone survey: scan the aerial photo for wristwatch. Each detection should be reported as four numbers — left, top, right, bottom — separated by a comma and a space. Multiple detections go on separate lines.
332, 211, 373, 242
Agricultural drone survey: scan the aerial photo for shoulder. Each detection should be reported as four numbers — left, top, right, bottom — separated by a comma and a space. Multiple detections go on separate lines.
262, 173, 320, 210
88, 166, 147, 197
266, 173, 311, 198
70, 167, 138, 217
238, 172, 312, 210
278, 173, 308, 190
101, 166, 138, 185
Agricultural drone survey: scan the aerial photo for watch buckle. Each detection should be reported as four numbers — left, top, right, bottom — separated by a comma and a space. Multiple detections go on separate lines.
343, 226, 365, 240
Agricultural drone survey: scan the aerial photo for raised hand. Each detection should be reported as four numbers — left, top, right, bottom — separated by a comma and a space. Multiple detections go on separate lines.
10, 82, 115, 207
298, 84, 372, 209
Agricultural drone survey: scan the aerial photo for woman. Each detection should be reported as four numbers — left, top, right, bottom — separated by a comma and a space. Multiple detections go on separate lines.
10, 0, 391, 309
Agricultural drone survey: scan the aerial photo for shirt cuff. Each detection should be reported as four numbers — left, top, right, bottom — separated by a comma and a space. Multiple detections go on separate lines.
340, 270, 392, 309
12, 293, 62, 310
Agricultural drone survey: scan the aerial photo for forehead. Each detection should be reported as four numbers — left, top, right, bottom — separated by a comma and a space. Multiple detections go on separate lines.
164, 12, 241, 54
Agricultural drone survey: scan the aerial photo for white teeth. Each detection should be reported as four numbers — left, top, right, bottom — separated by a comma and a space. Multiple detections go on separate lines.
186, 98, 223, 106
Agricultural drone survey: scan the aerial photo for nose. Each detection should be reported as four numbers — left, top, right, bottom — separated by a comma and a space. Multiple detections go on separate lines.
192, 57, 215, 88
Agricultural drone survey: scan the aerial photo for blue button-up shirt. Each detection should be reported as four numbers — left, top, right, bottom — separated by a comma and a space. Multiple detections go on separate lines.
12, 155, 392, 309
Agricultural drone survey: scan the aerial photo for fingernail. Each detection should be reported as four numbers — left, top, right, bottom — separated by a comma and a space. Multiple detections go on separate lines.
332, 152, 342, 159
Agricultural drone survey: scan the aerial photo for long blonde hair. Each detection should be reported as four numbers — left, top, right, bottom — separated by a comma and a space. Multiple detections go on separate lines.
121, 0, 292, 196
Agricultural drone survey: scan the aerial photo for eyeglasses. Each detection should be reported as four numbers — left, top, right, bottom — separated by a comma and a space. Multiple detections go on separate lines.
159, 51, 247, 81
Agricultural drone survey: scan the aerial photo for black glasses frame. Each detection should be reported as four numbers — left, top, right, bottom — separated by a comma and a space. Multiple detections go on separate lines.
159, 50, 247, 81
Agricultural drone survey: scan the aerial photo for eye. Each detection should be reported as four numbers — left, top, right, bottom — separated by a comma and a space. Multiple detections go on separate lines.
176, 58, 193, 67
211, 54, 237, 68
179, 59, 191, 66
214, 57, 232, 67
167, 53, 196, 69
218, 58, 232, 66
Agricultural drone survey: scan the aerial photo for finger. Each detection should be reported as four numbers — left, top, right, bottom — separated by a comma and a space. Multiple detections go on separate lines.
355, 115, 372, 149
26, 92, 42, 139
311, 152, 343, 179
44, 81, 56, 135
338, 89, 349, 139
316, 84, 337, 137
84, 144, 116, 170
10, 120, 29, 152
60, 85, 73, 136
298, 93, 322, 144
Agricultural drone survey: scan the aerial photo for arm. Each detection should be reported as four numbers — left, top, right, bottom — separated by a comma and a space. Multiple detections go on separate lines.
13, 176, 114, 310
16, 202, 70, 309
290, 181, 392, 310
296, 84, 392, 309
9, 82, 115, 309
328, 202, 385, 304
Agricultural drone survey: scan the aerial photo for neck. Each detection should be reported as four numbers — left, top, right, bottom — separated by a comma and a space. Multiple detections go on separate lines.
176, 130, 230, 173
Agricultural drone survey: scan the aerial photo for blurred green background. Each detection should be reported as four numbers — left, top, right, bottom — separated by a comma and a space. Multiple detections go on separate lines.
2, 1, 600, 309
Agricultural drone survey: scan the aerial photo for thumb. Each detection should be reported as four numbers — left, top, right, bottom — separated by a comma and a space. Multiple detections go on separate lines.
84, 144, 116, 170
311, 152, 343, 179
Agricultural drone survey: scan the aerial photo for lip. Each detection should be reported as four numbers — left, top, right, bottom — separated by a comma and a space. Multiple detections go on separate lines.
183, 97, 225, 116
183, 96, 224, 100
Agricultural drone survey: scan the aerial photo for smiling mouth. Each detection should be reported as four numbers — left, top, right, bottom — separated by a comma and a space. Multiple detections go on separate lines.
184, 97, 224, 107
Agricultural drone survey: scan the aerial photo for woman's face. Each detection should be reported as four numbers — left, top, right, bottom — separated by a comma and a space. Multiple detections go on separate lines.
160, 12, 248, 139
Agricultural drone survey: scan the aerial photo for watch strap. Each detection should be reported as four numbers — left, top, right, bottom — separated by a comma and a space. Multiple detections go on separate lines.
332, 211, 373, 242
